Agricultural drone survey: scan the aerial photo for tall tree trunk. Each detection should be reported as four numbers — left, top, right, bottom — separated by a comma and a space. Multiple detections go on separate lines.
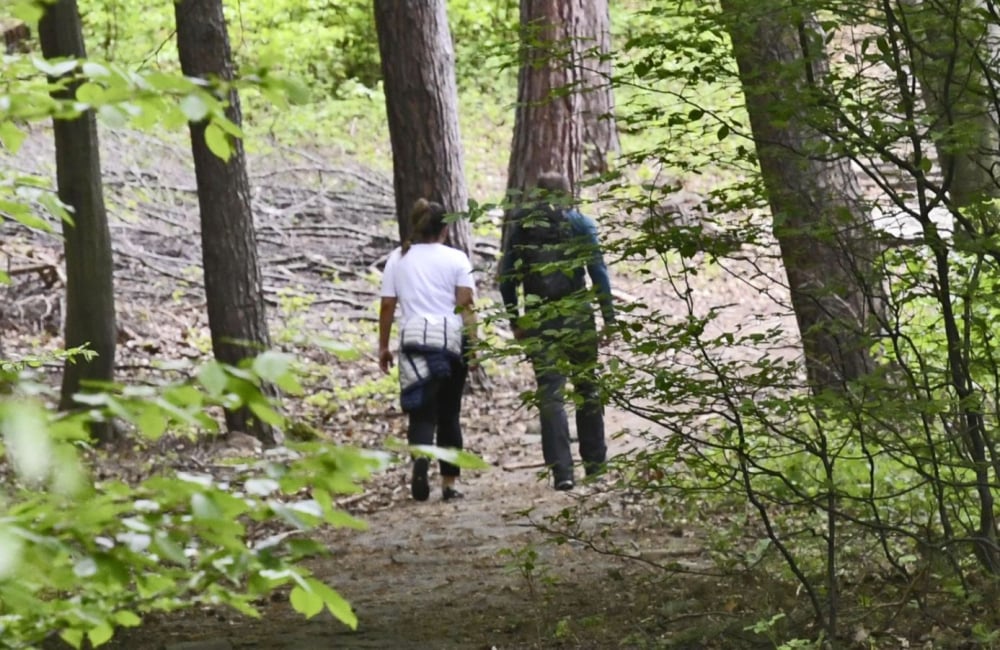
900, 0, 1000, 209
578, 0, 619, 175
507, 0, 583, 199
720, 0, 883, 393
504, 0, 584, 253
373, 0, 472, 257
175, 0, 277, 445
38, 0, 116, 444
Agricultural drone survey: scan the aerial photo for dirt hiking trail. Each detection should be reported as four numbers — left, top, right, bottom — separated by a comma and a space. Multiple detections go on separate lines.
106, 407, 716, 650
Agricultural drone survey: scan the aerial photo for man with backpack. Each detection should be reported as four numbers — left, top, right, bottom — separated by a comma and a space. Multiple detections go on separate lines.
499, 171, 615, 491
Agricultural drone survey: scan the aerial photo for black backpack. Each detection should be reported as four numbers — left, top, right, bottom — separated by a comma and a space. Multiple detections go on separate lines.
510, 202, 586, 300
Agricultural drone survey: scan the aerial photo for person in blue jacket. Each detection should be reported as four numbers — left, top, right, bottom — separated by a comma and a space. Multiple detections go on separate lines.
499, 171, 615, 491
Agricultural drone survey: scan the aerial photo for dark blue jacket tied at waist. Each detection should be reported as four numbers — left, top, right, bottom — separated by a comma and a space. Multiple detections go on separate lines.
398, 316, 463, 412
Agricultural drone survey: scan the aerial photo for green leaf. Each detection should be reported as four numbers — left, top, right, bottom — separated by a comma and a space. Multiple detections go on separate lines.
37, 193, 71, 227
275, 372, 304, 395
248, 399, 284, 426
282, 78, 311, 105
289, 584, 324, 618
410, 444, 489, 470
270, 501, 313, 529
2, 402, 53, 484
13, 1, 44, 24
307, 578, 357, 629
179, 93, 210, 122
75, 82, 105, 105
136, 403, 168, 438
0, 198, 52, 231
716, 123, 730, 141
261, 84, 290, 109
131, 96, 163, 129
33, 57, 78, 77
0, 122, 26, 153
97, 104, 127, 128
204, 122, 231, 161
145, 71, 198, 93
113, 610, 142, 627
87, 621, 114, 647
251, 351, 304, 394
0, 528, 25, 579
252, 351, 293, 383
287, 538, 330, 559
191, 492, 223, 520
316, 338, 360, 361
198, 361, 228, 397
212, 114, 244, 138
81, 61, 111, 78
59, 629, 85, 650
324, 509, 368, 530
151, 532, 188, 565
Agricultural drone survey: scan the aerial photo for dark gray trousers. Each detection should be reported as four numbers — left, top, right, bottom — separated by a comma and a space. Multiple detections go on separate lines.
527, 312, 606, 480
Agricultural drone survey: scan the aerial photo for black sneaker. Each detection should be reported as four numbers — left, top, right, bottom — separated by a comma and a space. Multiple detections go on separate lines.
411, 458, 430, 501
442, 486, 464, 501
584, 461, 606, 478
553, 465, 575, 491
554, 478, 575, 491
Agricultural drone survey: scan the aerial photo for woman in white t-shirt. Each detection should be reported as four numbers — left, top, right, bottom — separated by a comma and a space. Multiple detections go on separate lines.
378, 198, 477, 502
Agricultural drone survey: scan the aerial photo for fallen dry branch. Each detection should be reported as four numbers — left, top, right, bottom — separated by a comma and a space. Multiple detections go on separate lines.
6, 263, 61, 286
1, 134, 407, 357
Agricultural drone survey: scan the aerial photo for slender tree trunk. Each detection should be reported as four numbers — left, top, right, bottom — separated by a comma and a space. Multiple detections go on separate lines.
175, 0, 277, 445
720, 0, 883, 393
578, 0, 619, 175
38, 0, 116, 444
373, 0, 472, 257
507, 0, 583, 199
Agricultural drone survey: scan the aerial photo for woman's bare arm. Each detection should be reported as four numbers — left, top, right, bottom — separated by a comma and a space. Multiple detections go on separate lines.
378, 297, 397, 373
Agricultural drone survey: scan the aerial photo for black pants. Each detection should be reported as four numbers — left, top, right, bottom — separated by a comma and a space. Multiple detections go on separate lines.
407, 355, 468, 477
527, 312, 607, 479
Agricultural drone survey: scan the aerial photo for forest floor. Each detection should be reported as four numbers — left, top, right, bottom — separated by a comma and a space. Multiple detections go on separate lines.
105, 407, 745, 650
4, 130, 805, 649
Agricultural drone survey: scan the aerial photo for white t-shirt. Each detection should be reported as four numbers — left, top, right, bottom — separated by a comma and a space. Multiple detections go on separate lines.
381, 243, 475, 329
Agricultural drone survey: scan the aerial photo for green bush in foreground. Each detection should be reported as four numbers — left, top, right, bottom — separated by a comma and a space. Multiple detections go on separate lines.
0, 352, 382, 649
